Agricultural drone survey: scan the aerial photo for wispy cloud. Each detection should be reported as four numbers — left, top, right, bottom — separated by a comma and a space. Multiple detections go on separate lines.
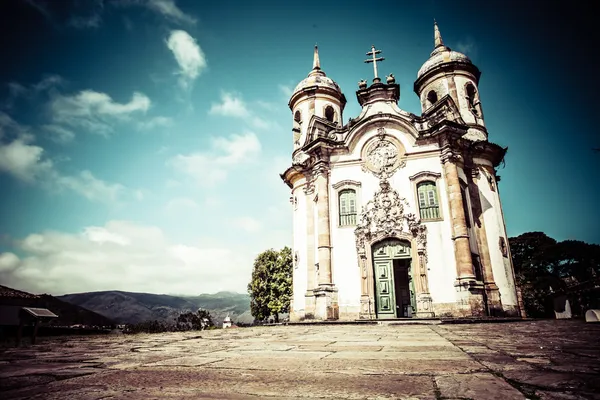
0, 114, 128, 203
278, 84, 293, 98
25, 0, 105, 30
209, 92, 250, 118
169, 132, 261, 186
145, 0, 196, 25
138, 116, 173, 130
209, 91, 274, 130
0, 220, 250, 295
50, 90, 151, 136
116, 0, 196, 25
456, 37, 478, 59
42, 124, 76, 144
166, 30, 207, 89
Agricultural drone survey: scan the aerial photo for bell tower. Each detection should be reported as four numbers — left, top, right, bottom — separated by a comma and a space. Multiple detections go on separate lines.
288, 46, 346, 151
414, 21, 487, 141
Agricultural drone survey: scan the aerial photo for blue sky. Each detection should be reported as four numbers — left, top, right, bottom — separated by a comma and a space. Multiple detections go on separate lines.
0, 0, 597, 295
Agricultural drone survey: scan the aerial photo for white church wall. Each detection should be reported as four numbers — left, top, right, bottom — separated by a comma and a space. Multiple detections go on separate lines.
478, 175, 518, 308
329, 163, 368, 315
291, 183, 307, 316
399, 156, 458, 304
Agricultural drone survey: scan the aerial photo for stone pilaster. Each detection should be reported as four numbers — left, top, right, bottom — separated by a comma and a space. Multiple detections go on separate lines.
466, 165, 502, 315
441, 147, 475, 283
303, 178, 316, 319
441, 142, 485, 316
415, 250, 434, 318
313, 162, 338, 320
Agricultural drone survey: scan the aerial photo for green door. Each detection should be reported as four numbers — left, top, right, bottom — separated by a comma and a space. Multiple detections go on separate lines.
372, 239, 412, 319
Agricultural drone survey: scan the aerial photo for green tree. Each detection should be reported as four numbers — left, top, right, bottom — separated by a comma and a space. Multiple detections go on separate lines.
248, 246, 293, 323
510, 232, 600, 317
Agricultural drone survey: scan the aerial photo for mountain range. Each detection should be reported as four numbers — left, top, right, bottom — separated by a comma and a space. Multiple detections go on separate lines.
57, 290, 253, 325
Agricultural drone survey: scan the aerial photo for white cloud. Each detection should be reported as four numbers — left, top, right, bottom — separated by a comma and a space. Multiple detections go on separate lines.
68, 13, 102, 29
165, 197, 199, 213
0, 115, 128, 203
55, 170, 126, 203
209, 92, 276, 130
456, 37, 478, 59
0, 221, 250, 295
50, 90, 151, 136
169, 132, 261, 186
166, 30, 206, 88
209, 92, 251, 118
42, 124, 76, 143
233, 217, 262, 233
0, 136, 54, 183
146, 0, 196, 25
278, 84, 293, 98
138, 116, 173, 130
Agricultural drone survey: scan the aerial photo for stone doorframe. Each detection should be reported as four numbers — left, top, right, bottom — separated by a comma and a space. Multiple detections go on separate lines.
355, 179, 435, 319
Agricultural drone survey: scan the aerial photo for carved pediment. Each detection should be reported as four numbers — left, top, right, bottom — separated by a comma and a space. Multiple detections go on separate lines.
355, 178, 427, 260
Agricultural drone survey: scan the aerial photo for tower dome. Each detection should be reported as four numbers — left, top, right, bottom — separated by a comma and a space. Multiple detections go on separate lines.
416, 21, 477, 82
289, 45, 345, 109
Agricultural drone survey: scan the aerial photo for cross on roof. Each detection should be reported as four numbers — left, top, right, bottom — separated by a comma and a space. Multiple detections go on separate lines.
364, 45, 385, 82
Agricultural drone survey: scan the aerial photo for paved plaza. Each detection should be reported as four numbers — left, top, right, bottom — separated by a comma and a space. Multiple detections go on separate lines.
1, 320, 599, 399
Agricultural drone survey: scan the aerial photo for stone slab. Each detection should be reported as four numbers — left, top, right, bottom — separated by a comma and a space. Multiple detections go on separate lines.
435, 373, 527, 399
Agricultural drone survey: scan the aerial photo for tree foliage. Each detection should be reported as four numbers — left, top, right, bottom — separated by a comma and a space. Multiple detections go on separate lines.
510, 232, 600, 317
247, 246, 293, 323
124, 309, 214, 334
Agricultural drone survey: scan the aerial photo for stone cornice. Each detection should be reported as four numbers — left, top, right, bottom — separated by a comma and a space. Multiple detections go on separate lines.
332, 180, 362, 189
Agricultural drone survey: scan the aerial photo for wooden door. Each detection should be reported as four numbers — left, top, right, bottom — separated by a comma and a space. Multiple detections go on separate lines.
372, 239, 412, 319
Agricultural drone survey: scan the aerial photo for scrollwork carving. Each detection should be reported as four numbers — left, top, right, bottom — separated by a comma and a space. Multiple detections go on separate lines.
354, 178, 428, 263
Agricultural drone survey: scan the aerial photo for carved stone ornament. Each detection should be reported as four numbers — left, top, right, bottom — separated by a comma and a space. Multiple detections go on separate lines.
362, 128, 403, 178
355, 178, 428, 262
292, 151, 311, 167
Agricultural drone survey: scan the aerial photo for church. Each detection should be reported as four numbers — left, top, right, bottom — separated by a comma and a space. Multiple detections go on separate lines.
281, 22, 521, 321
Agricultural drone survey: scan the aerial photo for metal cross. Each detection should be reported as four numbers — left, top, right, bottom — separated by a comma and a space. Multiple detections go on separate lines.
364, 45, 385, 81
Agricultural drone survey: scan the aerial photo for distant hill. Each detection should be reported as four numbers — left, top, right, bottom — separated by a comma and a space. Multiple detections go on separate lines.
57, 290, 253, 325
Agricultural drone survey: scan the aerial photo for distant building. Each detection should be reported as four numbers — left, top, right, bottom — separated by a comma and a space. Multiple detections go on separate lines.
222, 314, 232, 328
281, 22, 520, 321
0, 285, 44, 327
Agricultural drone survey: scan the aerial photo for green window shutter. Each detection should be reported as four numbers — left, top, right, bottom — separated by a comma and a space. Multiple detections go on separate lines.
418, 190, 427, 208
418, 181, 440, 220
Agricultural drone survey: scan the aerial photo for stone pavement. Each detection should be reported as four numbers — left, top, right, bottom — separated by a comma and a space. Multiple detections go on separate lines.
1, 320, 599, 399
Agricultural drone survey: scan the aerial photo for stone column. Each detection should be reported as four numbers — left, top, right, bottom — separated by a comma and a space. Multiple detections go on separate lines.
312, 162, 338, 320
303, 180, 316, 319
467, 166, 502, 315
441, 147, 475, 284
315, 164, 332, 286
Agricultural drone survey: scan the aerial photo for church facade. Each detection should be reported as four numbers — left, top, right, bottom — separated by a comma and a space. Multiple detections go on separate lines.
281, 23, 521, 321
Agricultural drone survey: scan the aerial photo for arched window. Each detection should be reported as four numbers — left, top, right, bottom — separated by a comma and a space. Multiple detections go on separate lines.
426, 90, 438, 107
325, 105, 335, 123
465, 84, 479, 116
339, 189, 357, 226
417, 181, 440, 220
294, 110, 301, 123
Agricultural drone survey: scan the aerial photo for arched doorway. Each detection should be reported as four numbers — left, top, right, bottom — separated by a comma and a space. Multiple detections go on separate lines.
372, 238, 415, 319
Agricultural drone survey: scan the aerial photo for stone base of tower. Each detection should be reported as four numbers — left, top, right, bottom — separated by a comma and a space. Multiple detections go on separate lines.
415, 293, 435, 318
484, 283, 504, 316
313, 285, 339, 320
450, 280, 487, 317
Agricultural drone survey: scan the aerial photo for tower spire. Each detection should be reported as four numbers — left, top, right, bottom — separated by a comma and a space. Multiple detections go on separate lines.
313, 44, 320, 70
434, 19, 444, 49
